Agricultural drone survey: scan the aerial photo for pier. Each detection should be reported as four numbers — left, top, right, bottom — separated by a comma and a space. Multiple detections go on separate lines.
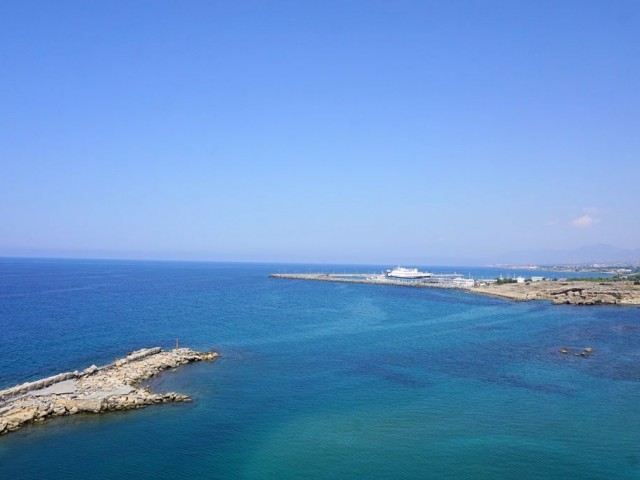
270, 273, 640, 305
269, 273, 475, 289
0, 347, 219, 436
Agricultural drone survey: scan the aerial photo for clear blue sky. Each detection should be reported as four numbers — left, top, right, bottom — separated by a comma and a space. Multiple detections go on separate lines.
1, 1, 638, 264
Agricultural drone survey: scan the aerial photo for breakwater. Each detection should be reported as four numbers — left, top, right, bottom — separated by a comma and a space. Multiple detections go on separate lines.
0, 347, 219, 436
270, 274, 640, 305
269, 273, 475, 289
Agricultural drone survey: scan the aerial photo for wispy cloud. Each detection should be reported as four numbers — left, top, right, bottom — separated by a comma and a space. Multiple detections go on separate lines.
571, 213, 600, 228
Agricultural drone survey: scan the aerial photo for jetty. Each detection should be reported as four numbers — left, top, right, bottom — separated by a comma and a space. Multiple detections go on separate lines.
0, 347, 219, 436
269, 273, 475, 289
270, 273, 640, 305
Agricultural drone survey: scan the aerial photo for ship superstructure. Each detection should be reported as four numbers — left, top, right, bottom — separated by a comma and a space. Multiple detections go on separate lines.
386, 267, 432, 279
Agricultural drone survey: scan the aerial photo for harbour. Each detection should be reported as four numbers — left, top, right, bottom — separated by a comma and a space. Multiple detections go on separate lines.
270, 270, 640, 305
3, 260, 640, 479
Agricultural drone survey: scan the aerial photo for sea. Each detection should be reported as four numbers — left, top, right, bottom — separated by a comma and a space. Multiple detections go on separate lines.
1, 258, 639, 479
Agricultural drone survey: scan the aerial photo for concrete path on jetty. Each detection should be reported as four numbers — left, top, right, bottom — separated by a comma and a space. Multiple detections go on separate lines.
0, 347, 219, 436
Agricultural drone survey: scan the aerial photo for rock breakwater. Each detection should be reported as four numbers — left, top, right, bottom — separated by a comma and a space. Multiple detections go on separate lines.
270, 273, 472, 289
0, 347, 219, 436
271, 274, 640, 306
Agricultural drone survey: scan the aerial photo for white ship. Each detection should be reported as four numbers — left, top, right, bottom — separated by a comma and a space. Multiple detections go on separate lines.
386, 267, 432, 279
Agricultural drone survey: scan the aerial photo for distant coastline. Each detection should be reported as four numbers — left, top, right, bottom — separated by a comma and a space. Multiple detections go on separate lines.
495, 263, 639, 277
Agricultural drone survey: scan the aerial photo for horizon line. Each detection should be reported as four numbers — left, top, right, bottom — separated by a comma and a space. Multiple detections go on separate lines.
1, 254, 635, 268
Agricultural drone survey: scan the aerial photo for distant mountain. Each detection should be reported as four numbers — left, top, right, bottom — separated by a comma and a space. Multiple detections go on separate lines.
497, 244, 640, 265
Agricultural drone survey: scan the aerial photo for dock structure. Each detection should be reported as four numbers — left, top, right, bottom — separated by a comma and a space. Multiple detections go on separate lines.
270, 274, 640, 305
269, 273, 476, 290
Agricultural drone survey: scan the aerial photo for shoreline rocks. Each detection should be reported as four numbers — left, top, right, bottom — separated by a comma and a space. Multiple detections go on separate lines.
472, 280, 640, 305
0, 347, 219, 437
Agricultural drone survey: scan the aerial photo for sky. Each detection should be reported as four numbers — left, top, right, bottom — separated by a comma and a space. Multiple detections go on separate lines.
1, 1, 638, 265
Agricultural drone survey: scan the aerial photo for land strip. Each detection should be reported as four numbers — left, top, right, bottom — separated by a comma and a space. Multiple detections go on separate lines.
0, 347, 219, 436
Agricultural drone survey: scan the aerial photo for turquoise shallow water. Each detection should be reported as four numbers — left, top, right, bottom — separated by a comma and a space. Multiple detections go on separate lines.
1, 259, 639, 479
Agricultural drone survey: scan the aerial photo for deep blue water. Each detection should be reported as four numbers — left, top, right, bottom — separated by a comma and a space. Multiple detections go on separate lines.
0, 259, 639, 479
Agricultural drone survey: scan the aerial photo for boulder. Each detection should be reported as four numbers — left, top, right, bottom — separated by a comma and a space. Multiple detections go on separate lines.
75, 399, 104, 413
3, 406, 38, 426
52, 405, 67, 416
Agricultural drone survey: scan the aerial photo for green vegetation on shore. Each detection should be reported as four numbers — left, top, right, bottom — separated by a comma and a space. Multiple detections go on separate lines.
565, 277, 617, 282
565, 275, 640, 284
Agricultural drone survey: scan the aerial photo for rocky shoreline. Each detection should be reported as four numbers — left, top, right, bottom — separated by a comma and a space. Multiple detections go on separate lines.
472, 280, 640, 305
0, 347, 219, 437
